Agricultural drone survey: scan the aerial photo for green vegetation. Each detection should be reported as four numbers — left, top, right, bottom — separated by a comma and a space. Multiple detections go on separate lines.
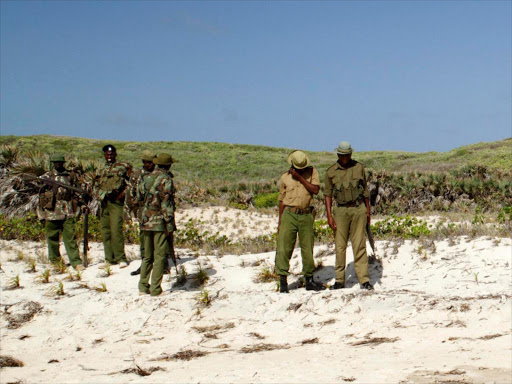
371, 216, 431, 239
253, 192, 279, 208
1, 135, 510, 181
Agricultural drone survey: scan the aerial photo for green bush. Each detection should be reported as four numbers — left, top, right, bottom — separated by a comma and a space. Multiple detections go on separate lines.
253, 192, 279, 208
0, 213, 45, 241
313, 220, 334, 243
0, 213, 139, 244
371, 215, 431, 239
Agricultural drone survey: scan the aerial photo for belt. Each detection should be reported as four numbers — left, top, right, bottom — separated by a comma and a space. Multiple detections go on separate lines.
335, 199, 364, 208
285, 206, 313, 215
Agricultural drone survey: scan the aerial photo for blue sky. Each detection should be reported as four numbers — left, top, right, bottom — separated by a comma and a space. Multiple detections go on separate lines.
1, 1, 510, 152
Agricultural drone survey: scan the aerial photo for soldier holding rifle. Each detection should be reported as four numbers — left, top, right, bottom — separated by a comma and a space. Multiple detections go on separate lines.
35, 154, 86, 271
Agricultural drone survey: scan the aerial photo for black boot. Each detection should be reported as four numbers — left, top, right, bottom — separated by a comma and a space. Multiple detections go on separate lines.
279, 275, 289, 293
305, 276, 326, 291
163, 259, 171, 274
330, 282, 344, 290
130, 265, 141, 276
361, 282, 374, 290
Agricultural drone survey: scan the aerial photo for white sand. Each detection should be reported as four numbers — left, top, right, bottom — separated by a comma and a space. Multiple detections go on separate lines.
0, 210, 511, 383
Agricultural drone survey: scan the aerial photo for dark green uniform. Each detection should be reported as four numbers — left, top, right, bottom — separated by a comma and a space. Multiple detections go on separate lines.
95, 160, 132, 265
36, 169, 82, 267
136, 162, 175, 296
325, 160, 370, 285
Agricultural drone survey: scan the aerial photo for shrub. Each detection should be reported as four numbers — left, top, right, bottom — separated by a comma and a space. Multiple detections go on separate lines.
253, 192, 279, 208
371, 215, 431, 239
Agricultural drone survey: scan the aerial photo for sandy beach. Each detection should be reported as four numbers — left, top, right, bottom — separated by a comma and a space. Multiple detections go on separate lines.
1, 208, 511, 383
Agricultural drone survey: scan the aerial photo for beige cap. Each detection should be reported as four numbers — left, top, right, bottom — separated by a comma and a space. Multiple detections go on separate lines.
287, 150, 311, 169
335, 141, 353, 155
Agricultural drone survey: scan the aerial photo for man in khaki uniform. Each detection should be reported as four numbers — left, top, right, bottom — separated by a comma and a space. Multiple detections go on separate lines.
324, 141, 373, 290
276, 150, 325, 293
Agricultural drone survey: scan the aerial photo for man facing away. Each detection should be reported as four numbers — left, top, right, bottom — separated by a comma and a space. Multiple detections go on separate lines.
124, 150, 156, 276
94, 144, 132, 268
275, 150, 325, 293
324, 141, 374, 290
37, 154, 84, 271
137, 153, 176, 296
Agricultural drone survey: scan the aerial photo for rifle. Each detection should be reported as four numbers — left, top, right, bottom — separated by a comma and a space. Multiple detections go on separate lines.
366, 223, 376, 256
83, 210, 89, 267
23, 173, 91, 267
166, 232, 179, 275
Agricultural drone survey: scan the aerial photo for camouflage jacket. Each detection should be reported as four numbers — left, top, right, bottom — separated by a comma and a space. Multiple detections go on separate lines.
94, 161, 132, 202
124, 167, 150, 221
136, 168, 176, 232
36, 169, 81, 221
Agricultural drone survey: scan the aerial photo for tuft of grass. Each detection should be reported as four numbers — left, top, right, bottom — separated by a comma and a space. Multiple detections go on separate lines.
55, 281, 65, 296
254, 263, 278, 283
26, 258, 37, 273
5, 274, 21, 290
38, 269, 51, 284
176, 265, 187, 286
103, 265, 113, 277
94, 282, 108, 293
17, 251, 25, 261
196, 289, 212, 307
195, 263, 209, 286
53, 260, 68, 274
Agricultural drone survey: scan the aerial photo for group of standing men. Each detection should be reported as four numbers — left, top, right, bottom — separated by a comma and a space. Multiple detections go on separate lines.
36, 140, 373, 296
36, 145, 177, 296
276, 141, 374, 292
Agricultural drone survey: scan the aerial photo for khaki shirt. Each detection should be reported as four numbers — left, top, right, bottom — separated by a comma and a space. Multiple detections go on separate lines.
324, 160, 369, 199
279, 167, 320, 209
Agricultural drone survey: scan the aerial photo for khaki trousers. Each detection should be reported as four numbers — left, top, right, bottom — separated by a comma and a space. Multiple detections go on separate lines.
333, 203, 369, 284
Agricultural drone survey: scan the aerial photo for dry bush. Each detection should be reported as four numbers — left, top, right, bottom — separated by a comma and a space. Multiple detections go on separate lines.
0, 355, 24, 368
6, 301, 43, 329
240, 343, 290, 354
350, 337, 399, 346
153, 350, 209, 361
193, 322, 235, 334
118, 364, 165, 377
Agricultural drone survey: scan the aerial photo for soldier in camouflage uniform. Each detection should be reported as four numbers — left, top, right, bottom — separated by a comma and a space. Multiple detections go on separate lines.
94, 144, 132, 268
324, 141, 373, 290
37, 154, 84, 271
136, 153, 176, 296
125, 150, 156, 276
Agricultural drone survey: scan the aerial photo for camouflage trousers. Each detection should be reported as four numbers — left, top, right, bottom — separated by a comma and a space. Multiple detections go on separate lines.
100, 201, 127, 264
139, 231, 170, 296
333, 203, 369, 285
45, 218, 82, 267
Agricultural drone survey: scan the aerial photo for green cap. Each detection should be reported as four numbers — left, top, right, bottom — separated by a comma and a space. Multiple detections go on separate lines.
153, 153, 175, 166
140, 150, 156, 161
335, 141, 353, 155
287, 150, 311, 169
50, 154, 65, 162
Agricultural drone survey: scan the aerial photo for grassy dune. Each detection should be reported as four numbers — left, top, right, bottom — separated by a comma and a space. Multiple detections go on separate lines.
1, 135, 510, 182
